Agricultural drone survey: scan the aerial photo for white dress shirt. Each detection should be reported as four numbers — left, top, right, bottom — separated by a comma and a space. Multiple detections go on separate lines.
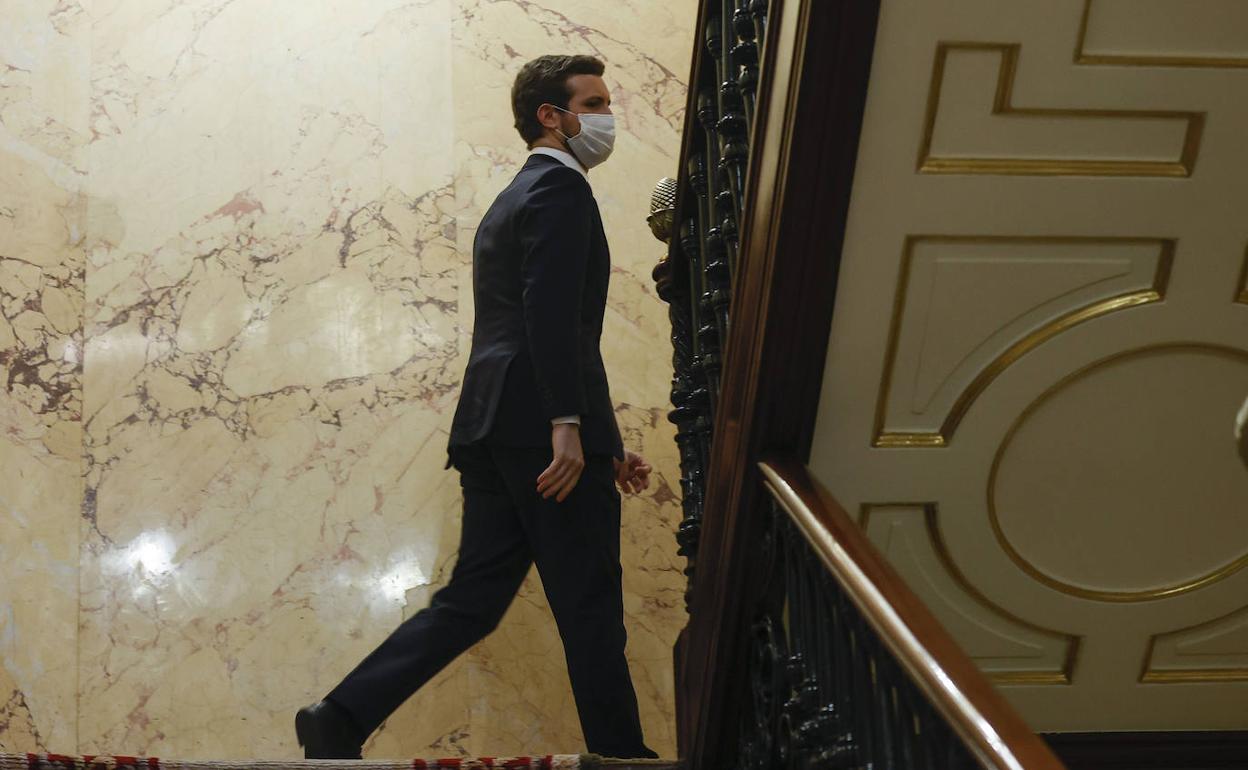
529, 146, 590, 427
530, 145, 589, 180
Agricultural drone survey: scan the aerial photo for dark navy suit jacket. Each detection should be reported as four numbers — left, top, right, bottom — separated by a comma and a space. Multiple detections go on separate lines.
447, 153, 624, 463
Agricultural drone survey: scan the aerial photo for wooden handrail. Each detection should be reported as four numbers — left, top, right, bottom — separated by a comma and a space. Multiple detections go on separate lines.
759, 456, 1067, 770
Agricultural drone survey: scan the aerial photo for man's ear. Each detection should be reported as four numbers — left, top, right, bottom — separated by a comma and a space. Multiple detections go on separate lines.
536, 103, 561, 132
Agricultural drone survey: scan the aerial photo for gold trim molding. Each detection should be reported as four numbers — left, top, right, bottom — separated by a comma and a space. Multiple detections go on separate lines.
1076, 0, 1248, 69
860, 503, 1080, 685
919, 42, 1205, 176
988, 342, 1248, 603
874, 236, 1173, 448
1141, 606, 1248, 683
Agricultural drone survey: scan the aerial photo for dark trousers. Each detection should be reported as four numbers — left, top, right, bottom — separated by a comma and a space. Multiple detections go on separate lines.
326, 442, 655, 759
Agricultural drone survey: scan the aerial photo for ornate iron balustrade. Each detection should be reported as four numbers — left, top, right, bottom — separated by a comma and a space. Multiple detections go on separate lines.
650, 0, 773, 611
739, 498, 980, 770
738, 458, 1068, 770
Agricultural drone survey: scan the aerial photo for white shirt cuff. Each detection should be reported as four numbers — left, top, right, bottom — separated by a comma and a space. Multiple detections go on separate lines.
551, 415, 581, 426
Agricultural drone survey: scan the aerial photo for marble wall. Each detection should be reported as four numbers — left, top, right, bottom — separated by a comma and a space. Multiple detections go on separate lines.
0, 0, 694, 759
0, 0, 89, 753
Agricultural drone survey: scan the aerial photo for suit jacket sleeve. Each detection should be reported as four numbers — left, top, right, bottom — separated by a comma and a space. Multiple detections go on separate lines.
517, 166, 593, 420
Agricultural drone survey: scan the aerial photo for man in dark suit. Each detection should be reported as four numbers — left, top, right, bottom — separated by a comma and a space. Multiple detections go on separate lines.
295, 54, 658, 760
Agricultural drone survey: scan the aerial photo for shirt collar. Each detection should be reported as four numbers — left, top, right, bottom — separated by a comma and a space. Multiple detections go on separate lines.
529, 146, 589, 181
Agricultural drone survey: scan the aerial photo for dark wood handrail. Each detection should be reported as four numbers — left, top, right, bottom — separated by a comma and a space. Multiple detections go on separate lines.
759, 456, 1067, 770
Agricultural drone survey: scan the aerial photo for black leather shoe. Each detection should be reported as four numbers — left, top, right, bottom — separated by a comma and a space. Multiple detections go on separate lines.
295, 699, 365, 759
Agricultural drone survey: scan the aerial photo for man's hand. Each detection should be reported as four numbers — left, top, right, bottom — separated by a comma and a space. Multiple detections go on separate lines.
537, 423, 585, 502
613, 450, 652, 494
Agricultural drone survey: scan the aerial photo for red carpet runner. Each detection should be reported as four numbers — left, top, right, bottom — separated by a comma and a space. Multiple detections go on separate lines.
6, 754, 673, 770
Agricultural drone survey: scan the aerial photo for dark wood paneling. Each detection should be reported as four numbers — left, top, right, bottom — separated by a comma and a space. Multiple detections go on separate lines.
1045, 731, 1248, 770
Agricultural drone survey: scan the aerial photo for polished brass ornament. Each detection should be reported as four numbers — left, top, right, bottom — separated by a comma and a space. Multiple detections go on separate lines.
647, 176, 677, 244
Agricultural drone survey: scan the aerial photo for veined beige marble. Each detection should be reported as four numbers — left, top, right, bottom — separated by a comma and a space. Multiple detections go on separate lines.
77, 0, 463, 757
0, 0, 89, 753
2, 0, 693, 758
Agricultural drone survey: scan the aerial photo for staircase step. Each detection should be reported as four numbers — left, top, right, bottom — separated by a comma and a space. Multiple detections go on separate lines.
5, 754, 680, 770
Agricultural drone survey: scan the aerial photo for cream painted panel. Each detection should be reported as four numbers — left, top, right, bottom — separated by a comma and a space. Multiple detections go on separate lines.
877, 236, 1167, 446
1145, 606, 1248, 682
862, 506, 1076, 683
927, 47, 1191, 163
1079, 0, 1248, 66
991, 346, 1248, 601
809, 0, 1248, 731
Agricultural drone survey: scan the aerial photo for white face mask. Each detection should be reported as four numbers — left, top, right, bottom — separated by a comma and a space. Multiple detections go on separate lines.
552, 105, 616, 169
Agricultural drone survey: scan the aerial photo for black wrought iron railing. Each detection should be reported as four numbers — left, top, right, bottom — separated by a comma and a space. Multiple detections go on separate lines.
741, 458, 1068, 770
650, 0, 774, 611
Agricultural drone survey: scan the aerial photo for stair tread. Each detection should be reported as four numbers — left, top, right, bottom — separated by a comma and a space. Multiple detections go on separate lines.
4, 753, 680, 770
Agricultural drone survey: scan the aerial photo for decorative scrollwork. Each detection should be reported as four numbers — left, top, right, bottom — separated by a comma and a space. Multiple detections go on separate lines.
730, 498, 983, 769
738, 614, 788, 770
651, 0, 774, 614
733, 0, 761, 131
654, 254, 705, 611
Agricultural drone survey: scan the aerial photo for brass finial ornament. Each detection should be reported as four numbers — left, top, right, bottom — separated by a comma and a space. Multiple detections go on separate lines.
647, 177, 678, 245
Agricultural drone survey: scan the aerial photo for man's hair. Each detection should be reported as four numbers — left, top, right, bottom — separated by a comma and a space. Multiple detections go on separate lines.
511, 55, 605, 147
